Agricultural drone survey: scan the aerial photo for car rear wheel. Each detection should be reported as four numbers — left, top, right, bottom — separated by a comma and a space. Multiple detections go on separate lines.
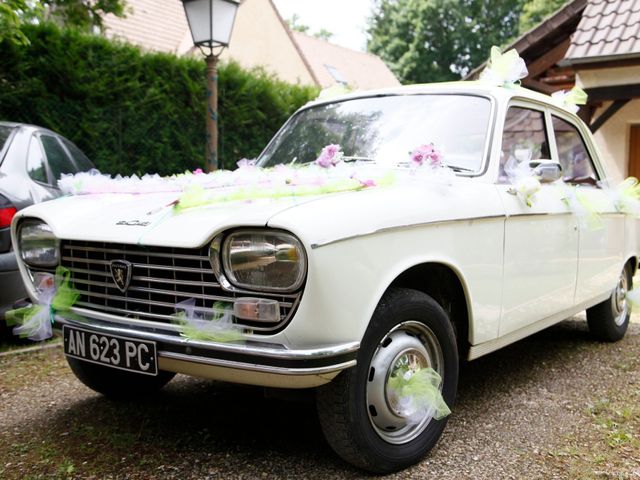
316, 287, 458, 473
587, 264, 632, 342
66, 357, 175, 399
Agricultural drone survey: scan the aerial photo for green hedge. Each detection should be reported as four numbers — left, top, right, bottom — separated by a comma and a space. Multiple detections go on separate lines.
0, 23, 318, 175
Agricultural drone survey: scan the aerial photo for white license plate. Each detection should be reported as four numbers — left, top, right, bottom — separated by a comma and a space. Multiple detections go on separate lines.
63, 326, 158, 376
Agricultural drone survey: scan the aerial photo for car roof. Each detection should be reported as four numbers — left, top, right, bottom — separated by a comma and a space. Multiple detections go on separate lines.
305, 80, 559, 110
0, 121, 58, 135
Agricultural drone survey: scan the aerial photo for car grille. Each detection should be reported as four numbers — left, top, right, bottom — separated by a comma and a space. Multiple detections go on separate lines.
52, 240, 301, 333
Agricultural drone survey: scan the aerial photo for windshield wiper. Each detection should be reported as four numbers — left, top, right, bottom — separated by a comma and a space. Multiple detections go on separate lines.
342, 156, 376, 163
446, 165, 475, 173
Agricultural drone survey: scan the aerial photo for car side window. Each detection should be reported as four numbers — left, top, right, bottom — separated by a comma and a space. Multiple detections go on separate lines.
499, 107, 550, 184
552, 116, 599, 185
61, 138, 93, 172
41, 134, 77, 184
26, 135, 48, 183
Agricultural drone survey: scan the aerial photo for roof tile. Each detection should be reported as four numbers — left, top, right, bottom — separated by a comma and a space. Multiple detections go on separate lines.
566, 0, 640, 60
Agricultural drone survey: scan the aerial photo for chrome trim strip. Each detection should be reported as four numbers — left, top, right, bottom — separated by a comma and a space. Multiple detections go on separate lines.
63, 244, 208, 261
62, 256, 213, 274
74, 302, 182, 323
55, 311, 360, 361
310, 214, 506, 249
159, 351, 356, 376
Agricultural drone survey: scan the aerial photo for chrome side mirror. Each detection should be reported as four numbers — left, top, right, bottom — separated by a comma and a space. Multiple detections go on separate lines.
529, 160, 562, 183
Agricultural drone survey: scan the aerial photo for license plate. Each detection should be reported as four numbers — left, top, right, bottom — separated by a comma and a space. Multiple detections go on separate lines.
63, 326, 158, 376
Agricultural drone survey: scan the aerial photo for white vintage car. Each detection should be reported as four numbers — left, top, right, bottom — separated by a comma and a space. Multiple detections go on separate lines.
11, 83, 638, 473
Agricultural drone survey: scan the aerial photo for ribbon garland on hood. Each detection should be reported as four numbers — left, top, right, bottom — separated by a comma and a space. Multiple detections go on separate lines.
6, 267, 80, 341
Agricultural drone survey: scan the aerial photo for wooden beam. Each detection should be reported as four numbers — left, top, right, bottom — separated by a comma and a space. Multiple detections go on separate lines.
590, 99, 630, 133
521, 77, 557, 94
587, 84, 640, 102
526, 38, 571, 78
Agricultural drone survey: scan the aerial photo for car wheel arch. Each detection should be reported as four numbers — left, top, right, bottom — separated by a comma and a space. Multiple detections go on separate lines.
378, 262, 472, 359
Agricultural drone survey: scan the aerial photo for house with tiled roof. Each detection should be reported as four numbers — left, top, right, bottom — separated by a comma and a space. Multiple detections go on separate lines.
468, 0, 640, 182
102, 0, 400, 91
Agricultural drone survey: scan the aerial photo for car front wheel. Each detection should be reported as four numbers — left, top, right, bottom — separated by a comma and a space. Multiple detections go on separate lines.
316, 287, 459, 473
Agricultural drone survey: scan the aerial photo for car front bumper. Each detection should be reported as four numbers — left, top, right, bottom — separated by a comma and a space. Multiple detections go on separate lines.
54, 307, 359, 389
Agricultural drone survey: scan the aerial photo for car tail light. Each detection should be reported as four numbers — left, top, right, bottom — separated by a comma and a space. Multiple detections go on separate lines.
0, 195, 17, 228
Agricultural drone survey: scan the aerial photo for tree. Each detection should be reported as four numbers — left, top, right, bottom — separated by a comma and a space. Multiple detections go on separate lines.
286, 14, 334, 41
518, 0, 568, 34
0, 0, 126, 41
367, 0, 524, 83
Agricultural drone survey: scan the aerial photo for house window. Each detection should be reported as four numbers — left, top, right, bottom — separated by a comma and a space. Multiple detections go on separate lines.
630, 124, 640, 179
325, 65, 347, 86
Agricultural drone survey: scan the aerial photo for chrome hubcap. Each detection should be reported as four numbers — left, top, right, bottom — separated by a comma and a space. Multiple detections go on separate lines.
613, 273, 629, 327
366, 321, 444, 445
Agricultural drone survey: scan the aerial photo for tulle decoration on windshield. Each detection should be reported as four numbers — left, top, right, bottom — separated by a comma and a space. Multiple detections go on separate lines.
551, 86, 588, 114
6, 267, 80, 341
480, 46, 528, 88
387, 366, 451, 423
172, 298, 244, 343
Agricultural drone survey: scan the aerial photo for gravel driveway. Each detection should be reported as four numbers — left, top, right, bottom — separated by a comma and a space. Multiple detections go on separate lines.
1, 316, 639, 480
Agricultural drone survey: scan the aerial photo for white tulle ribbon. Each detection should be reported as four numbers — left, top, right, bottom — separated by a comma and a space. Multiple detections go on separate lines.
551, 86, 588, 114
172, 298, 244, 343
480, 46, 528, 87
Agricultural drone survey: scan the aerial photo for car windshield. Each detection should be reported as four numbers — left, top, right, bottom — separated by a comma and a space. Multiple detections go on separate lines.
258, 94, 492, 172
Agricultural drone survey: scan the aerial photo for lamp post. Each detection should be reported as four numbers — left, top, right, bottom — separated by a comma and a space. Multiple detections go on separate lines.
181, 0, 240, 171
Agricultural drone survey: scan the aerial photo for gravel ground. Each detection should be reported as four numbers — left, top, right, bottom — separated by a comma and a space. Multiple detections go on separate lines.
1, 315, 639, 480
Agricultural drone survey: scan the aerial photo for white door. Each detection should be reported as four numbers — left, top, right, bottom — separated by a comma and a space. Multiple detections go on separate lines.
497, 105, 578, 336
551, 114, 624, 304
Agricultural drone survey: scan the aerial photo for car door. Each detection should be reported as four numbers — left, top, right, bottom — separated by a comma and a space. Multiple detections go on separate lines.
496, 102, 579, 337
550, 113, 624, 304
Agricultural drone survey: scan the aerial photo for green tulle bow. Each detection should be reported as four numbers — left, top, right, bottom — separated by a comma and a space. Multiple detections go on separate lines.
387, 366, 451, 420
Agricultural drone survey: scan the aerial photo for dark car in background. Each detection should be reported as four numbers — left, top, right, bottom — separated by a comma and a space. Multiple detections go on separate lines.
0, 122, 95, 327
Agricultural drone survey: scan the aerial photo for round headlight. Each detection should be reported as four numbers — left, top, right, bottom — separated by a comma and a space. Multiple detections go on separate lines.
19, 219, 60, 267
221, 230, 306, 292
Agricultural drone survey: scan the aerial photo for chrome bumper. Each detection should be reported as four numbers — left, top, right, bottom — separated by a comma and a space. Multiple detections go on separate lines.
54, 308, 359, 388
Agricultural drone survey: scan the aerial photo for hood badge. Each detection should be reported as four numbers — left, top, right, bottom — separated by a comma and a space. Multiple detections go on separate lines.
116, 220, 151, 227
110, 260, 132, 293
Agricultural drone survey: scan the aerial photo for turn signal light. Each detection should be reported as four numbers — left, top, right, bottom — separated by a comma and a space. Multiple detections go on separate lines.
234, 298, 280, 323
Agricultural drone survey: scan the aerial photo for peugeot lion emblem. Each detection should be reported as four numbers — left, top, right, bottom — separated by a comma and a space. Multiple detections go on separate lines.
110, 260, 132, 293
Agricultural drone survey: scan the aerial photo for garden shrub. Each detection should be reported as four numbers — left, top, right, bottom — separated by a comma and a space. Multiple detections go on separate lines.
0, 23, 318, 175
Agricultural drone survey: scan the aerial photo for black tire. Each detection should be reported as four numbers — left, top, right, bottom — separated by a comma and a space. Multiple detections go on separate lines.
66, 357, 175, 399
316, 288, 459, 473
587, 264, 632, 342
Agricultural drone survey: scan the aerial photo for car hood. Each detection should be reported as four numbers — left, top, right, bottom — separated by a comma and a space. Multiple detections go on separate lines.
14, 178, 503, 249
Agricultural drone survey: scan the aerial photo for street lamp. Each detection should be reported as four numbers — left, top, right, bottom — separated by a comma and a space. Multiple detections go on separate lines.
181, 0, 240, 171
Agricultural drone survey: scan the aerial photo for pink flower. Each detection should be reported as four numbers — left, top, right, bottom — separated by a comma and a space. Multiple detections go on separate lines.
193, 168, 204, 175
410, 143, 443, 167
359, 179, 376, 188
315, 144, 343, 168
237, 158, 256, 169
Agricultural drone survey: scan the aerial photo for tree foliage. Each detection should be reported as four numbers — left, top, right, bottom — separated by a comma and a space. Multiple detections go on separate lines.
286, 14, 334, 40
367, 0, 524, 83
0, 23, 318, 175
518, 0, 569, 34
367, 0, 570, 84
0, 0, 126, 39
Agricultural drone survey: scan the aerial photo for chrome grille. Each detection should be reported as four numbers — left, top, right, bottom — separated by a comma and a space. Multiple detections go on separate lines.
56, 240, 300, 332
